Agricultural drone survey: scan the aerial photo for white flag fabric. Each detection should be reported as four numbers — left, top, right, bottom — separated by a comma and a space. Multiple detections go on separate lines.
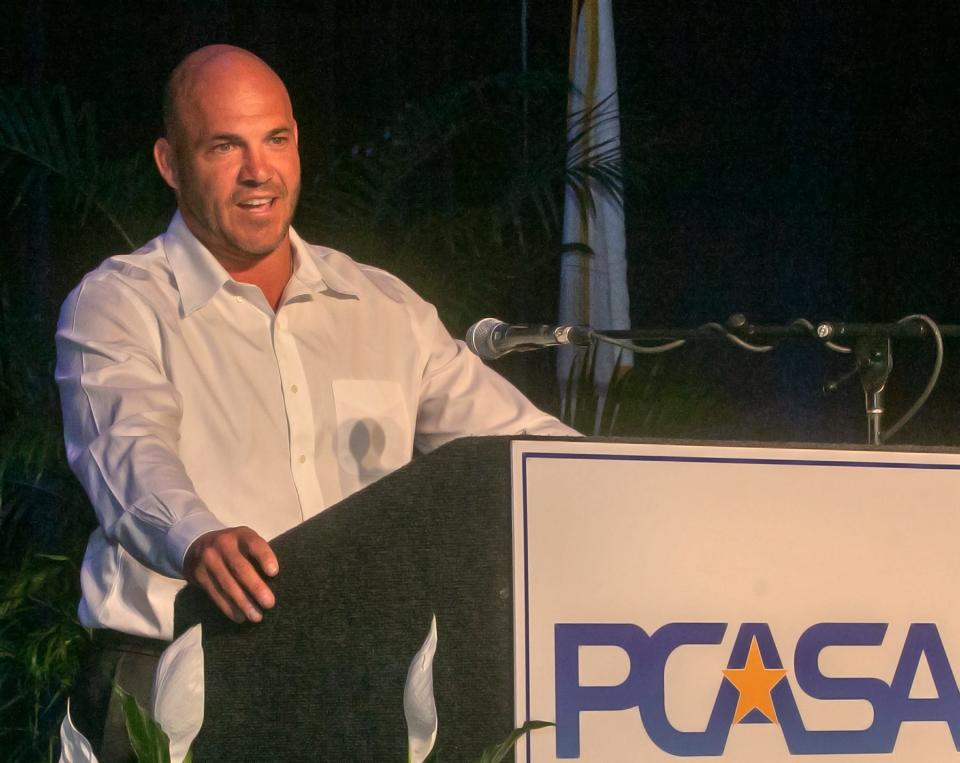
558, 0, 630, 410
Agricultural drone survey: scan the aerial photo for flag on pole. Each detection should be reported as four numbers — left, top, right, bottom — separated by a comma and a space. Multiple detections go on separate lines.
558, 0, 630, 418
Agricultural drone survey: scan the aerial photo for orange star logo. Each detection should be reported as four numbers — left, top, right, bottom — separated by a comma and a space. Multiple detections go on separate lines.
722, 635, 787, 724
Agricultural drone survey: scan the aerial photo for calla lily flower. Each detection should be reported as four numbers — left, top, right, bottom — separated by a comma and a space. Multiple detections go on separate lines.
150, 623, 205, 763
404, 615, 438, 763
58, 700, 99, 763
59, 624, 205, 763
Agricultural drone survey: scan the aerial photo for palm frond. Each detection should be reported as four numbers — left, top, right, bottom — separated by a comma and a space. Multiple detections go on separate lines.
0, 86, 165, 250
299, 73, 634, 333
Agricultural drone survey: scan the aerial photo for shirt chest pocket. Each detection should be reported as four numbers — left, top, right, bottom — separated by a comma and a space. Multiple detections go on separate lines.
331, 379, 413, 496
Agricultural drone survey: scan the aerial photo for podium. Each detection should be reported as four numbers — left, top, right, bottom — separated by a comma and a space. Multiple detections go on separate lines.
174, 436, 536, 762
176, 437, 960, 762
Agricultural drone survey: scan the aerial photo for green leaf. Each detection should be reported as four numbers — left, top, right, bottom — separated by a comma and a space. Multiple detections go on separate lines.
0, 85, 159, 249
115, 684, 171, 763
477, 720, 554, 763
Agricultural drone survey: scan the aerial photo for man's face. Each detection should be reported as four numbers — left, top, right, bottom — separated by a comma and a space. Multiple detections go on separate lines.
155, 57, 301, 266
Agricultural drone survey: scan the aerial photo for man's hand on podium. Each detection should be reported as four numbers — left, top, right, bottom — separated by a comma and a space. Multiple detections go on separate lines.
183, 526, 279, 624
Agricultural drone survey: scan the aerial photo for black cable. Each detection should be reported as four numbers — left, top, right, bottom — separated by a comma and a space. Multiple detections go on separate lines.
880, 314, 943, 443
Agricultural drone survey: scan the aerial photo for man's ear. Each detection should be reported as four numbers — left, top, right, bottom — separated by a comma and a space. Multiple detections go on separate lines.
153, 137, 179, 190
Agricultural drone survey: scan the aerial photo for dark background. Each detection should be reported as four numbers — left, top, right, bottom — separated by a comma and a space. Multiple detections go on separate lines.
3, 0, 960, 445
3, 2, 960, 759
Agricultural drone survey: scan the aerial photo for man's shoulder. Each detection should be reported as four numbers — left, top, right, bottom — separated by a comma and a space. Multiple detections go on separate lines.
297, 237, 422, 306
76, 232, 171, 284
63, 232, 177, 313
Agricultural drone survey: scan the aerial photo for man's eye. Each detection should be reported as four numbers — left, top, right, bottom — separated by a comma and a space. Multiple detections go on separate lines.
269, 136, 288, 146
213, 143, 233, 153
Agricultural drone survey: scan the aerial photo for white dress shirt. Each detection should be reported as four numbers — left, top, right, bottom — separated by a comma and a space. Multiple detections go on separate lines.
55, 212, 577, 639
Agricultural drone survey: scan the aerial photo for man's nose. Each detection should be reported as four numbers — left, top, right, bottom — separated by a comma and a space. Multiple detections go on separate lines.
238, 147, 272, 186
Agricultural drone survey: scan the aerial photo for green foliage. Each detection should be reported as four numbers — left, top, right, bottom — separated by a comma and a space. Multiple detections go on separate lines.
607, 356, 738, 439
115, 685, 185, 763
297, 71, 630, 333
0, 553, 90, 762
476, 721, 554, 763
422, 720, 554, 763
0, 165, 94, 759
562, 344, 742, 438
0, 86, 167, 250
0, 87, 105, 763
561, 344, 622, 435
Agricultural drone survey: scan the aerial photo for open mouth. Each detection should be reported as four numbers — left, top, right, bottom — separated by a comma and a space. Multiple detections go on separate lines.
237, 198, 277, 211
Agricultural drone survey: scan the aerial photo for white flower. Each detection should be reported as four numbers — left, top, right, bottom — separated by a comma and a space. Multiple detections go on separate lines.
150, 624, 205, 763
404, 615, 438, 763
58, 700, 98, 763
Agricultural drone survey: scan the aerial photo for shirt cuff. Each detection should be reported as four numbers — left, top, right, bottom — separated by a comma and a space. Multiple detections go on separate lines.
165, 509, 229, 575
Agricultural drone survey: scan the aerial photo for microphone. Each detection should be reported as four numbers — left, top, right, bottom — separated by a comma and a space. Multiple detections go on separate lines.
464, 318, 593, 360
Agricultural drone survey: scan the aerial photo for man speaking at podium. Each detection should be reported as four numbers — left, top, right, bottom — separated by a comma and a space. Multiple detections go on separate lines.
56, 44, 575, 757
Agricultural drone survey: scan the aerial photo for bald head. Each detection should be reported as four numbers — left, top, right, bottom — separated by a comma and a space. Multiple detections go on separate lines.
162, 45, 292, 148
153, 44, 301, 270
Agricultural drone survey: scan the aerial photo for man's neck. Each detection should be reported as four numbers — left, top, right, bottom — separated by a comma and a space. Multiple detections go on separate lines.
177, 211, 295, 311
220, 240, 293, 312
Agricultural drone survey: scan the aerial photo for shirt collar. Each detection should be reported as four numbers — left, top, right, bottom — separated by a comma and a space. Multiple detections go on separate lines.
287, 226, 358, 299
162, 211, 357, 316
162, 211, 229, 316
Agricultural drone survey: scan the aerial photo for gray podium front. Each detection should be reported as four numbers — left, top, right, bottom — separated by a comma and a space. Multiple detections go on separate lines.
175, 436, 548, 762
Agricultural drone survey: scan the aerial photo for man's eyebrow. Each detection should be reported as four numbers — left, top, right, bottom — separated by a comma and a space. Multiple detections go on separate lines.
205, 132, 244, 144
204, 127, 293, 144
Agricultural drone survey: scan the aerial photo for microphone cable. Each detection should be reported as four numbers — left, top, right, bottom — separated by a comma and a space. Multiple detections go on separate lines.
588, 314, 944, 443
880, 314, 943, 443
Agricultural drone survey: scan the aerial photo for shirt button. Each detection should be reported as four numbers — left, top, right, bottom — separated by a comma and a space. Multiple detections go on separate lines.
290, 384, 299, 394
235, 296, 243, 303
298, 455, 306, 464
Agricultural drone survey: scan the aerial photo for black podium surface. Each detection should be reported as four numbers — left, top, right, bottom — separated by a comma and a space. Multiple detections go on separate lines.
175, 435, 960, 761
175, 436, 541, 762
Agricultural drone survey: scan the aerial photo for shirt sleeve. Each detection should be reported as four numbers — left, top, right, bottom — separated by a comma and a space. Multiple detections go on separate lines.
55, 274, 227, 579
400, 283, 581, 452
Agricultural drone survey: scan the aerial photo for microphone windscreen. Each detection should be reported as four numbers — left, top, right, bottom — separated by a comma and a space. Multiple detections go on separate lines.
464, 318, 504, 360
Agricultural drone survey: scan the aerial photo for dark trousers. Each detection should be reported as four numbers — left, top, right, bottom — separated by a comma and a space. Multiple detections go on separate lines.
70, 630, 167, 762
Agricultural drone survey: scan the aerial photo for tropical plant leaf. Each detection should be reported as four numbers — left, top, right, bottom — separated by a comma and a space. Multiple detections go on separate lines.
562, 343, 601, 432
0, 85, 166, 250
297, 71, 638, 334
561, 342, 639, 435
0, 551, 90, 761
477, 720, 555, 763
116, 685, 171, 763
572, 345, 747, 440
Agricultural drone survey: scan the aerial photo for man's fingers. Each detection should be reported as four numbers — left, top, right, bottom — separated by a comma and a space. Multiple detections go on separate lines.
184, 527, 278, 624
193, 565, 245, 624
205, 549, 263, 623
225, 547, 276, 610
240, 531, 279, 578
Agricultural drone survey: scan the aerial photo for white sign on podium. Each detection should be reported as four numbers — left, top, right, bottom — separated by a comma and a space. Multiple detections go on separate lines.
511, 440, 960, 762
